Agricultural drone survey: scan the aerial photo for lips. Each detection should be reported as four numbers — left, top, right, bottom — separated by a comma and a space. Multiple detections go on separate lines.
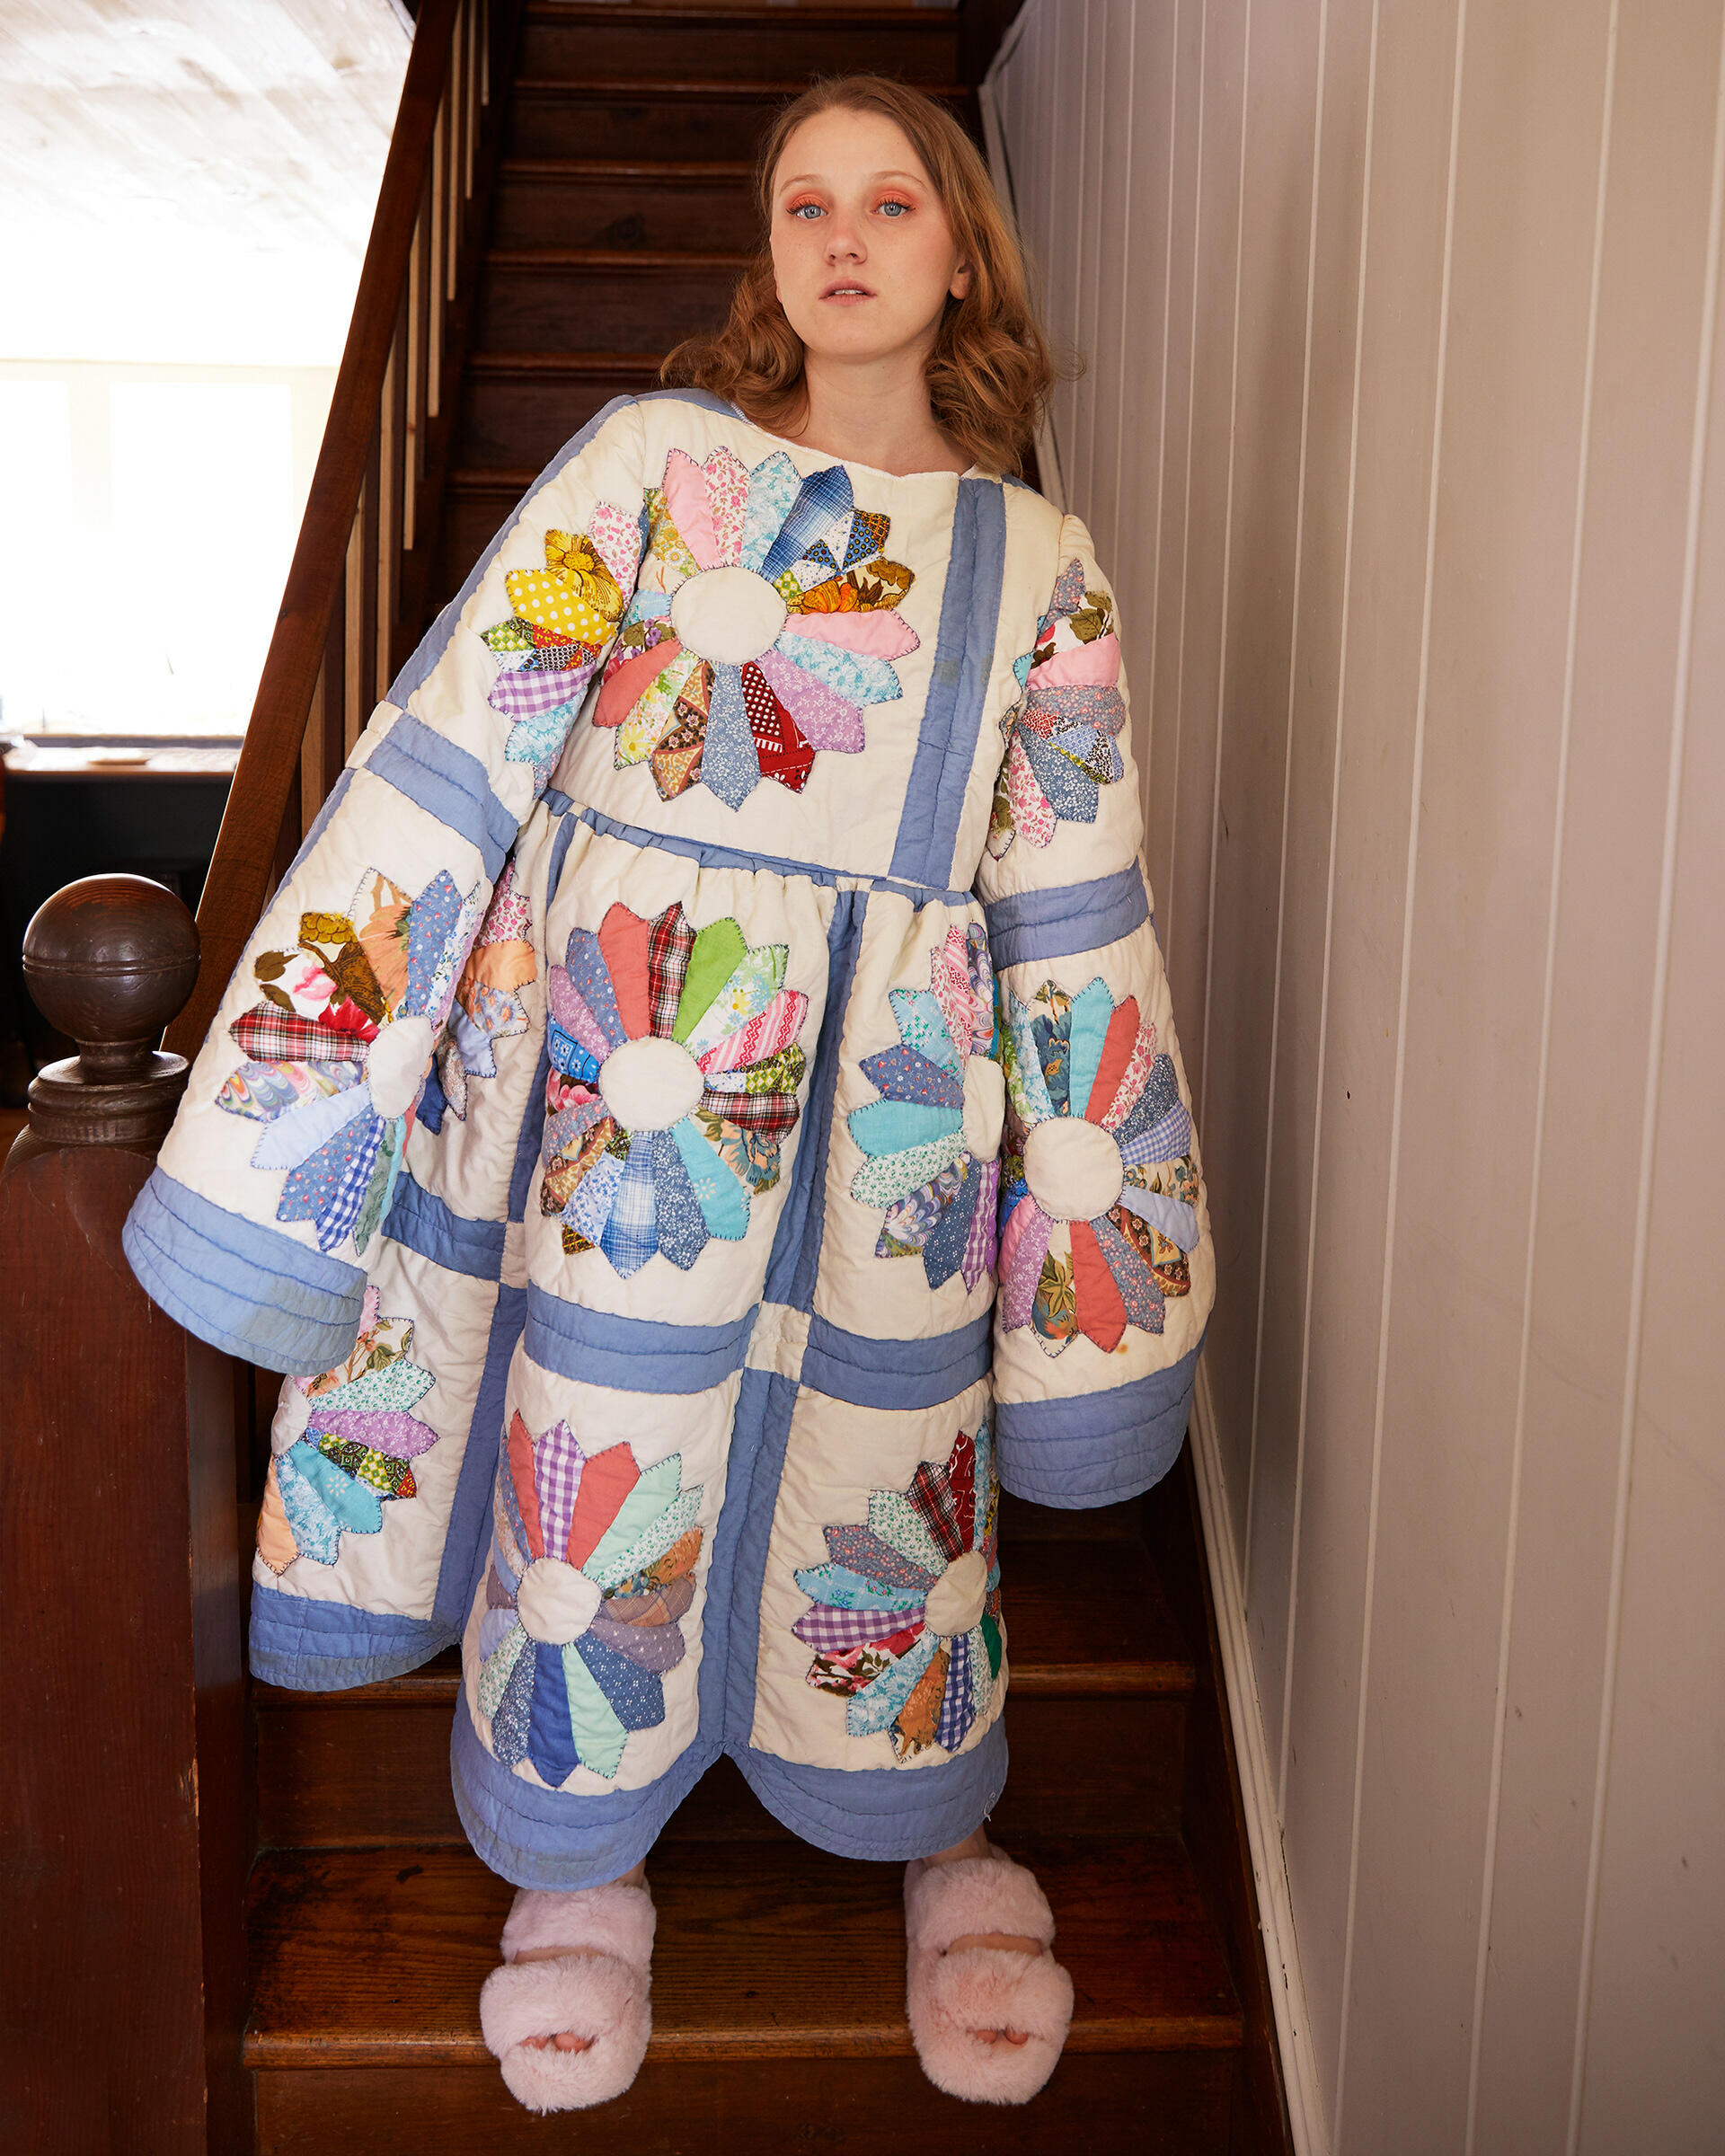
819, 280, 874, 299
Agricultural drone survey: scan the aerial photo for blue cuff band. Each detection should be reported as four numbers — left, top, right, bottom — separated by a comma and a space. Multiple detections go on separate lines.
994, 1339, 1202, 1506
123, 1166, 367, 1375
249, 1577, 454, 1689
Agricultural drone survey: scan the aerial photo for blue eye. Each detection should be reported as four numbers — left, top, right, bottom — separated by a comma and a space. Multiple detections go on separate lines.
879, 199, 911, 217
789, 201, 825, 220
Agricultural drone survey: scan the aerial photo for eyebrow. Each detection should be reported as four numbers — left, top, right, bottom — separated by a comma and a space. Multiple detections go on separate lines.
776, 170, 927, 190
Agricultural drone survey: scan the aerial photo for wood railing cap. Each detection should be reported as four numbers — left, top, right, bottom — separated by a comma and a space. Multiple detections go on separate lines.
17, 874, 200, 1157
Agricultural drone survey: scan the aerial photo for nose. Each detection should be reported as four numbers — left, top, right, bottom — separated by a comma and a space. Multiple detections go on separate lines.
824, 216, 865, 262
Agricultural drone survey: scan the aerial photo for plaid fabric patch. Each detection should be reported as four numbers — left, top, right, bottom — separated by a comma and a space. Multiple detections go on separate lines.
534, 1421, 585, 1565
793, 1600, 923, 1655
936, 1630, 976, 1751
232, 1003, 369, 1065
489, 659, 595, 720
700, 1085, 800, 1140
909, 1461, 966, 1564
317, 1119, 382, 1251
646, 904, 694, 1038
598, 1144, 657, 1273
761, 463, 856, 581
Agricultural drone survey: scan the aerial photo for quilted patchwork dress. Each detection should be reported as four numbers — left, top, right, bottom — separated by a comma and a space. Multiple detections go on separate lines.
125, 389, 1216, 1886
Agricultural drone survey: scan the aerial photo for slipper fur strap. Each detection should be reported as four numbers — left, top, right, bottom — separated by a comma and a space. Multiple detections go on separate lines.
905, 1851, 1056, 1957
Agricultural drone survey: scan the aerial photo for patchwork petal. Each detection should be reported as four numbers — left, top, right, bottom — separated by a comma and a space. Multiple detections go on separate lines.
698, 662, 760, 807
858, 1044, 963, 1111
769, 633, 901, 708
740, 451, 802, 570
753, 647, 866, 752
587, 500, 642, 591
777, 605, 919, 660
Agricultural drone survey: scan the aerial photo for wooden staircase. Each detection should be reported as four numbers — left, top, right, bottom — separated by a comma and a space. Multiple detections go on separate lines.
0, 5, 1290, 2150
436, 2, 966, 592
246, 1486, 1272, 2150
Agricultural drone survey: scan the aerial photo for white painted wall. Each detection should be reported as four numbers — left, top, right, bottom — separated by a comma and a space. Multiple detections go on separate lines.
986, 5, 1725, 2150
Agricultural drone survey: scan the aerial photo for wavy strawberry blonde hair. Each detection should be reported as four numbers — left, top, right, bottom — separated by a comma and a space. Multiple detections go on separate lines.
661, 75, 1061, 478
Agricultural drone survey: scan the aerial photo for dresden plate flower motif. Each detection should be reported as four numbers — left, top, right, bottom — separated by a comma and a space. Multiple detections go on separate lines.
845, 923, 1004, 1293
426, 859, 536, 1125
482, 506, 641, 772
540, 899, 808, 1273
795, 1423, 1003, 1763
478, 1413, 704, 1787
256, 1286, 439, 1572
216, 866, 480, 1253
588, 444, 919, 807
997, 975, 1201, 1355
986, 557, 1127, 859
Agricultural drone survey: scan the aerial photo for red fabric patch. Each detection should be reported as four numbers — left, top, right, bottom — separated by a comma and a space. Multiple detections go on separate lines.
1085, 997, 1140, 1123
1069, 1218, 1128, 1353
740, 661, 815, 793
564, 1446, 641, 1568
597, 905, 654, 1041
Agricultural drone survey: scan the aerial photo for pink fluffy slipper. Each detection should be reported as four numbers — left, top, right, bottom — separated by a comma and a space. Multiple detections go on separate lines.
478, 1882, 655, 2113
903, 1845, 1075, 2105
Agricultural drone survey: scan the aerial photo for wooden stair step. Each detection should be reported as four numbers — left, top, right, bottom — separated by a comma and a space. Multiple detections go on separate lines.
492, 159, 758, 250
256, 2052, 1238, 2154
508, 78, 969, 163
518, 4, 960, 84
474, 247, 748, 352
456, 349, 666, 470
245, 1834, 1242, 2068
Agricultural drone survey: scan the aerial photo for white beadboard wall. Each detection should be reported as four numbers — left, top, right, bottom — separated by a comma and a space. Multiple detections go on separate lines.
985, 4, 1725, 2151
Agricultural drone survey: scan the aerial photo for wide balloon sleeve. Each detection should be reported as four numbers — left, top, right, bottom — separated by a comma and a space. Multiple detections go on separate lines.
973, 509, 1215, 1507
123, 393, 650, 1374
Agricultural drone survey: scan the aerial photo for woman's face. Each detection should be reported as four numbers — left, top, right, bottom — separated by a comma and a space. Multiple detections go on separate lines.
768, 107, 972, 367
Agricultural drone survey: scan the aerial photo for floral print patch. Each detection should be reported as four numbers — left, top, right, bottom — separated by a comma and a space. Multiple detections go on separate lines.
216, 866, 479, 1254
479, 1415, 704, 1786
483, 514, 638, 772
431, 859, 536, 1122
589, 445, 920, 808
997, 974, 1200, 1354
794, 1423, 1003, 1763
256, 1286, 438, 1572
986, 557, 1127, 858
540, 900, 808, 1273
846, 923, 1004, 1293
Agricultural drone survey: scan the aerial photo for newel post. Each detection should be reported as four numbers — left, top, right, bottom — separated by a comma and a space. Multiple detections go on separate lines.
0, 877, 249, 2154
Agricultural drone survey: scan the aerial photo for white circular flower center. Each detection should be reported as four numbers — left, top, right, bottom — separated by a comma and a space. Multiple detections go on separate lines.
924, 1548, 987, 1639
1022, 1115, 1124, 1224
516, 1558, 604, 1646
367, 1012, 436, 1119
961, 1054, 1005, 1163
670, 562, 787, 666
598, 1033, 705, 1132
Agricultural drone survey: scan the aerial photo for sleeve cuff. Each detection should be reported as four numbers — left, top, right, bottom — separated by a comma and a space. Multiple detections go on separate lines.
993, 1339, 1202, 1507
123, 1165, 367, 1375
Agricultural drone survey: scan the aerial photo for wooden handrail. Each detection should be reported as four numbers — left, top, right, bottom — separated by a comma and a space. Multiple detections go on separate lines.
167, 0, 511, 1059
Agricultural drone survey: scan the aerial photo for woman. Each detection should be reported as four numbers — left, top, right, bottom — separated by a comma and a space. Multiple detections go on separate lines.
125, 75, 1215, 2115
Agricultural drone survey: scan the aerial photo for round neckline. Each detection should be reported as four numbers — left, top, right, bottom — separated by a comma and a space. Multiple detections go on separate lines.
721, 399, 982, 484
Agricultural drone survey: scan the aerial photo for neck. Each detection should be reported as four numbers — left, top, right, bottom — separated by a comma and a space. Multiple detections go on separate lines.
784, 346, 970, 476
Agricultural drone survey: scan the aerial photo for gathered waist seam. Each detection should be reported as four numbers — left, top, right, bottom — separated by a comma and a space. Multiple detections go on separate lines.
538, 795, 982, 912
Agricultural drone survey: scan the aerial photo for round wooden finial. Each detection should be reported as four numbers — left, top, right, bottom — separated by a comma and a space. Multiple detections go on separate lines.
20, 875, 201, 1151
